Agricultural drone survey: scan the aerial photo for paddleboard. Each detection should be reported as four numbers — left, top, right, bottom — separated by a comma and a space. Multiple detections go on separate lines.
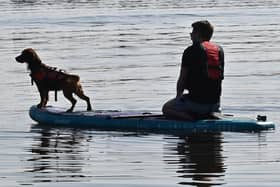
29, 105, 275, 133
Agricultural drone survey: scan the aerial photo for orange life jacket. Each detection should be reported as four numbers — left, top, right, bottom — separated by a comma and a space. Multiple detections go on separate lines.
30, 67, 67, 102
30, 67, 66, 82
201, 41, 223, 80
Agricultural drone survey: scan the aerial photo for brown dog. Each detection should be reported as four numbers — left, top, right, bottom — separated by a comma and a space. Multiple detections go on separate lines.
15, 48, 92, 112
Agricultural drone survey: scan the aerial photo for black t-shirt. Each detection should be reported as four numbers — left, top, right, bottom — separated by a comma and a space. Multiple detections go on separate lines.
181, 42, 224, 104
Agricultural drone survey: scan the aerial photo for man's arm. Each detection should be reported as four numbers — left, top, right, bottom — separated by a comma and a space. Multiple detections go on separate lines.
218, 46, 225, 79
176, 66, 188, 98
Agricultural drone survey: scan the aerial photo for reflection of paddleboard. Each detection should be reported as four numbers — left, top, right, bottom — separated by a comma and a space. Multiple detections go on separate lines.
29, 105, 275, 133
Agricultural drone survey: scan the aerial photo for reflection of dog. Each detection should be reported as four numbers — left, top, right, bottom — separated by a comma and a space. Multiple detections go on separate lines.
15, 48, 92, 112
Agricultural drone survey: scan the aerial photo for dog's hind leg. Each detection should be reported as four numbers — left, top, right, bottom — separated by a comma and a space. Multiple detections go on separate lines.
75, 86, 92, 111
63, 91, 77, 112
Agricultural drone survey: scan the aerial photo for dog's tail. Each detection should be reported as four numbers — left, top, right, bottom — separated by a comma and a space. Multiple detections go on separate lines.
70, 75, 82, 94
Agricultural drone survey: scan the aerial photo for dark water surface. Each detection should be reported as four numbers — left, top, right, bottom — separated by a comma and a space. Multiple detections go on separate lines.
1, 0, 280, 186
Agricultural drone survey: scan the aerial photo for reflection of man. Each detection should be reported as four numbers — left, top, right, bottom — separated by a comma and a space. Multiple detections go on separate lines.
175, 133, 225, 186
162, 20, 224, 120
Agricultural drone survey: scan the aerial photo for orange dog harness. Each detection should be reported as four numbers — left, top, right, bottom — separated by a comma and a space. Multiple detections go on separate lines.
30, 67, 67, 101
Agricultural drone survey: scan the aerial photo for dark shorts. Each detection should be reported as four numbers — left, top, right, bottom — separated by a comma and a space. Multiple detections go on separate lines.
168, 94, 221, 115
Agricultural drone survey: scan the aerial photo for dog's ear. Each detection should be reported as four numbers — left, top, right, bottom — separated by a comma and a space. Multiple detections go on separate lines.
23, 48, 42, 64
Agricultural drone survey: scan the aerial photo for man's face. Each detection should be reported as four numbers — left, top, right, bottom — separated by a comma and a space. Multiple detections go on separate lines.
190, 29, 200, 42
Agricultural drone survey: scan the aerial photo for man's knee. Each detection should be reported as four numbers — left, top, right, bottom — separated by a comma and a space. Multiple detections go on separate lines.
162, 101, 169, 115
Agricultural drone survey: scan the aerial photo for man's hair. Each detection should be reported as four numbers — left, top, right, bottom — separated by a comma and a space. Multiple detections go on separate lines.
191, 20, 214, 41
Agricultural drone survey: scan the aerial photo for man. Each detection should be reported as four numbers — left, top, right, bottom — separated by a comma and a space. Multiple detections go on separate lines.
162, 20, 224, 120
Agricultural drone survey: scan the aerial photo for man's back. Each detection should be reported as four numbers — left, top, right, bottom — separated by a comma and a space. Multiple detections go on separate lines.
182, 42, 224, 104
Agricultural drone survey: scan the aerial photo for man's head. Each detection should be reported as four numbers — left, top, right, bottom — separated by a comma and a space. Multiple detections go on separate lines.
190, 20, 214, 42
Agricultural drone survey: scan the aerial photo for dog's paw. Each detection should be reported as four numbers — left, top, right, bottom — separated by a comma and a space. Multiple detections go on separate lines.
66, 109, 73, 113
37, 104, 43, 108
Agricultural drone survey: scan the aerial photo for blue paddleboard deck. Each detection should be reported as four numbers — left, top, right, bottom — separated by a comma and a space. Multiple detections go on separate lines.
29, 105, 275, 133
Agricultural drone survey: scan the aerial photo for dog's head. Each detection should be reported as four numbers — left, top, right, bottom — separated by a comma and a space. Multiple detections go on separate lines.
15, 48, 42, 66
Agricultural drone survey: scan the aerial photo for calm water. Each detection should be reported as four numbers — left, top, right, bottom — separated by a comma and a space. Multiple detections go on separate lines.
1, 0, 280, 186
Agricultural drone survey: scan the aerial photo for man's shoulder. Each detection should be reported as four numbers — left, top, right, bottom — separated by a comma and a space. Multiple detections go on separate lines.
184, 43, 206, 56
184, 43, 201, 53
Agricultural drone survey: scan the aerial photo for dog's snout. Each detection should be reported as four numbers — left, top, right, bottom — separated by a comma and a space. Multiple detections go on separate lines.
15, 55, 24, 63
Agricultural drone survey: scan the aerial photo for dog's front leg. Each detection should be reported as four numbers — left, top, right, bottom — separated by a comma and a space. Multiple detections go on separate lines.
42, 91, 49, 107
38, 90, 48, 108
